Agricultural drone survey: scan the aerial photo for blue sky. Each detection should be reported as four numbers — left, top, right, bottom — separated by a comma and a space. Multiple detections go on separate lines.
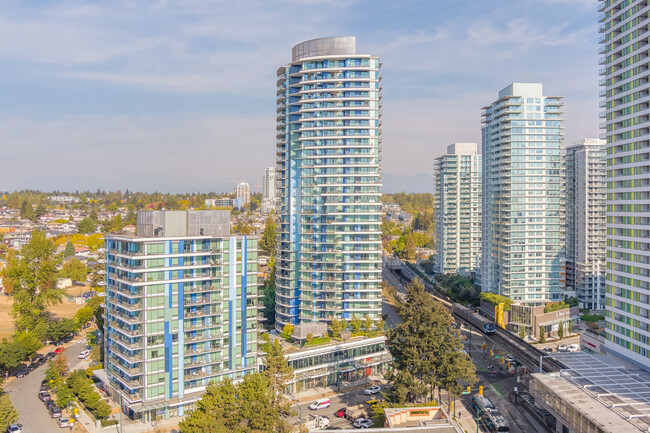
0, 0, 599, 193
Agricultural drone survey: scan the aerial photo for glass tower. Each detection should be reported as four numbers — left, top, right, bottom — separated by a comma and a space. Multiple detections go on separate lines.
434, 143, 482, 276
599, 0, 650, 369
480, 83, 565, 305
275, 37, 383, 329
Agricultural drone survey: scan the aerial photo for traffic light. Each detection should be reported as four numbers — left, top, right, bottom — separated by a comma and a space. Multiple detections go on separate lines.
479, 386, 484, 395
467, 386, 471, 394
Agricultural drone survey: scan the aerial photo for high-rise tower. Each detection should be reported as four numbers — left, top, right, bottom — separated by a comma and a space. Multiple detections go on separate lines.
262, 167, 277, 213
565, 138, 606, 310
599, 0, 650, 369
275, 37, 382, 329
480, 83, 565, 305
434, 143, 482, 276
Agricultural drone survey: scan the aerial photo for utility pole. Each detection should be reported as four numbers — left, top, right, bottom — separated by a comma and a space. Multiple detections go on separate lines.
468, 321, 472, 357
513, 358, 518, 404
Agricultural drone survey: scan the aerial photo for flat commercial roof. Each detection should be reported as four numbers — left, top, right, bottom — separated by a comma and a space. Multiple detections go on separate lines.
533, 352, 650, 432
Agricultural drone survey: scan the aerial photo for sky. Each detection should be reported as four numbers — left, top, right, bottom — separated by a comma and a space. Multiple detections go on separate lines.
0, 0, 600, 194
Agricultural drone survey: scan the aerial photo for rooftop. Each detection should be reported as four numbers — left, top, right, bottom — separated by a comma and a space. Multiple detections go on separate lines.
532, 352, 650, 432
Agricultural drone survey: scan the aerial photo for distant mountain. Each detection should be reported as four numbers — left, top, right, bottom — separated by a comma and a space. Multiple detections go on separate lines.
381, 173, 433, 194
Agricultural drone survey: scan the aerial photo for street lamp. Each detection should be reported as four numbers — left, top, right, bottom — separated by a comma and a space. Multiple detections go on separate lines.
512, 358, 519, 404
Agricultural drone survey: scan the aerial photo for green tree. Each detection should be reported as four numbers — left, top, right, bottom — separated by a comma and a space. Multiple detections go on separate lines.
7, 192, 21, 209
387, 278, 476, 404
48, 318, 76, 342
15, 332, 43, 363
75, 307, 94, 328
259, 216, 277, 257
125, 208, 137, 225
35, 202, 48, 218
403, 234, 416, 261
479, 292, 514, 311
5, 229, 64, 332
111, 214, 123, 231
558, 321, 564, 339
539, 326, 546, 343
0, 393, 19, 432
350, 317, 362, 334
261, 340, 293, 414
55, 383, 75, 408
363, 314, 374, 333
63, 241, 75, 258
519, 326, 526, 340
20, 199, 35, 221
60, 258, 87, 282
262, 257, 276, 323
281, 324, 293, 340
77, 217, 96, 234
0, 340, 26, 377
329, 318, 346, 338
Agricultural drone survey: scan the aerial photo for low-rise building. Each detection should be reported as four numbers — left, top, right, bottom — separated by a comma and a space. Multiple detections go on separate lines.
507, 304, 580, 340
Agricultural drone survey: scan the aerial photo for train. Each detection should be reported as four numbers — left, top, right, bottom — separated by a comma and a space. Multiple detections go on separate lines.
452, 303, 496, 334
472, 394, 510, 433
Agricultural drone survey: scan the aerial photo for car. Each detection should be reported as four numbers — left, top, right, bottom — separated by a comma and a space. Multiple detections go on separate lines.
49, 406, 62, 418
542, 347, 553, 354
54, 347, 64, 354
353, 418, 374, 428
15, 370, 25, 378
566, 344, 580, 352
309, 398, 331, 410
6, 423, 22, 433
45, 400, 56, 410
57, 418, 70, 428
79, 349, 91, 359
40, 383, 49, 391
334, 408, 346, 418
364, 385, 380, 395
558, 344, 569, 352
45, 352, 56, 360
38, 391, 51, 402
504, 355, 516, 363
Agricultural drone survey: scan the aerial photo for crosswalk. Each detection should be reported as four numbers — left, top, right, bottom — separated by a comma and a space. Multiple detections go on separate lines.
72, 338, 87, 344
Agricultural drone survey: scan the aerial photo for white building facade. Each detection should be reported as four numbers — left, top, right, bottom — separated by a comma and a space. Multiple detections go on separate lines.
275, 37, 383, 329
235, 182, 251, 205
565, 138, 607, 310
261, 167, 277, 213
480, 83, 565, 305
599, 0, 650, 369
433, 143, 482, 276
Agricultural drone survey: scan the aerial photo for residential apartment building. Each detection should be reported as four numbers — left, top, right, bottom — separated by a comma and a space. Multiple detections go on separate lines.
262, 167, 277, 213
204, 198, 242, 209
433, 143, 482, 276
104, 210, 259, 421
566, 138, 607, 310
480, 83, 565, 305
275, 36, 383, 329
235, 182, 251, 205
599, 0, 650, 369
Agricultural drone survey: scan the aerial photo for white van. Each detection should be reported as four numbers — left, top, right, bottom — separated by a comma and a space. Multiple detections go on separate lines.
308, 398, 331, 410
566, 344, 580, 352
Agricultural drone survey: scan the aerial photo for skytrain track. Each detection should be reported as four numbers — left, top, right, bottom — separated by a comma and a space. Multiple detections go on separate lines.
383, 259, 566, 373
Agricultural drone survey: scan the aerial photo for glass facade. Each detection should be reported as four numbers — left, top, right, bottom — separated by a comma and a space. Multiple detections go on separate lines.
434, 143, 482, 276
275, 37, 382, 329
104, 232, 259, 419
480, 83, 565, 305
599, 0, 650, 368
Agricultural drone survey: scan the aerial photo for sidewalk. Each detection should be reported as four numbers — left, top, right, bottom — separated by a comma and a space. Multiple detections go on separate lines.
290, 376, 388, 404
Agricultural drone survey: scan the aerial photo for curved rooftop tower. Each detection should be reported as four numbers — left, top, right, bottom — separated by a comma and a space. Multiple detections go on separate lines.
275, 37, 383, 329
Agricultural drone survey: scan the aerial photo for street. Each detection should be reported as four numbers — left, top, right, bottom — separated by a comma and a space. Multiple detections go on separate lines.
4, 335, 91, 432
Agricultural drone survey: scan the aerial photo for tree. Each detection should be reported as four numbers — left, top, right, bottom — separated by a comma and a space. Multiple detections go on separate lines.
5, 229, 64, 332
179, 373, 291, 433
35, 202, 48, 218
77, 217, 96, 234
7, 192, 21, 209
558, 321, 564, 339
0, 393, 19, 432
261, 340, 293, 414
350, 317, 362, 334
15, 332, 43, 363
111, 214, 123, 231
60, 258, 87, 282
262, 257, 276, 324
363, 315, 374, 333
387, 278, 476, 404
539, 326, 546, 343
281, 324, 293, 340
259, 216, 277, 257
20, 199, 35, 221
0, 340, 26, 377
55, 383, 75, 408
403, 234, 416, 261
519, 326, 526, 340
63, 241, 75, 258
75, 307, 94, 328
48, 318, 76, 342
479, 292, 514, 311
330, 318, 346, 338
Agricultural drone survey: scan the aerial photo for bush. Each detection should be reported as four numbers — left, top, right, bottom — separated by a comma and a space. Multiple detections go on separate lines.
544, 301, 569, 313
581, 314, 605, 322
479, 293, 513, 311
101, 419, 118, 427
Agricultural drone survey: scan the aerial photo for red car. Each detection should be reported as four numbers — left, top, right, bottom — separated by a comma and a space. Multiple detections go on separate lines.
334, 408, 346, 418
54, 347, 64, 354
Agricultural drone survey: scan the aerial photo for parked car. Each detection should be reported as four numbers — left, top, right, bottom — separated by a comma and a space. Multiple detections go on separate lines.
54, 347, 64, 354
49, 406, 62, 418
45, 400, 56, 410
57, 418, 70, 428
78, 349, 90, 359
38, 391, 51, 402
6, 423, 22, 433
334, 408, 346, 418
353, 418, 374, 428
558, 344, 569, 352
309, 398, 331, 410
541, 347, 553, 354
364, 385, 380, 395
15, 370, 25, 378
566, 344, 580, 352
45, 352, 57, 360
504, 355, 516, 363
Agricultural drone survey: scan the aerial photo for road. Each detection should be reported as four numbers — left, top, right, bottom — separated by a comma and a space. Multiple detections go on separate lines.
293, 385, 384, 430
5, 335, 91, 432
